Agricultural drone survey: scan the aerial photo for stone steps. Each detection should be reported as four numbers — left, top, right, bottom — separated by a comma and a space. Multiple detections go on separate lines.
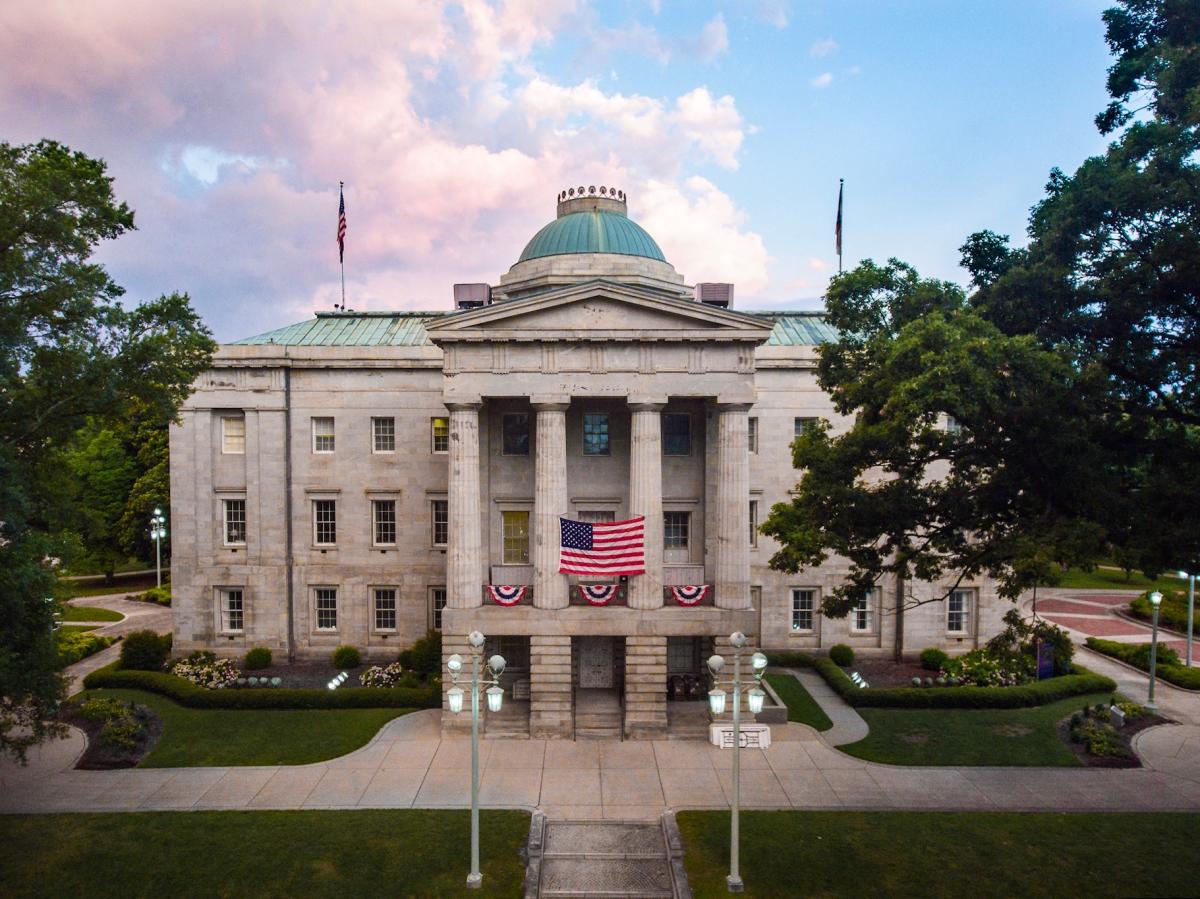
530, 818, 688, 899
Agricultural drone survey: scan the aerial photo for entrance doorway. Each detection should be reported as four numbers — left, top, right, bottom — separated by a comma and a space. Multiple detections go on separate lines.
572, 636, 624, 739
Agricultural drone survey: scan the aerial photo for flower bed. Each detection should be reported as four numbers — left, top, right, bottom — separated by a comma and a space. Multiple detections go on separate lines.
171, 652, 240, 689
1060, 699, 1160, 768
60, 696, 162, 769
1085, 637, 1200, 689
360, 662, 419, 688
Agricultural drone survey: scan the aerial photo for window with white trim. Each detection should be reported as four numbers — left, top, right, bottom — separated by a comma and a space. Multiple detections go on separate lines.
223, 498, 246, 545
373, 417, 395, 453
218, 588, 244, 633
431, 417, 449, 453
313, 499, 337, 545
373, 499, 396, 546
315, 587, 338, 630
373, 587, 397, 631
748, 417, 758, 454
945, 415, 963, 435
502, 510, 530, 564
948, 588, 972, 633
312, 417, 335, 453
749, 499, 759, 547
430, 586, 447, 631
791, 588, 816, 632
221, 415, 245, 454
663, 511, 690, 550
794, 417, 819, 439
431, 499, 448, 547
851, 590, 878, 633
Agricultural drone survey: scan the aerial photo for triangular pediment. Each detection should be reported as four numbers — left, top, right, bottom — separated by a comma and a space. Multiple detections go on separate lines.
424, 280, 773, 343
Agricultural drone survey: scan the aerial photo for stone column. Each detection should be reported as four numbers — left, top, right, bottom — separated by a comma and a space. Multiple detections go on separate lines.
447, 402, 483, 610
529, 635, 573, 738
624, 636, 667, 739
533, 401, 569, 610
628, 401, 665, 610
714, 403, 751, 610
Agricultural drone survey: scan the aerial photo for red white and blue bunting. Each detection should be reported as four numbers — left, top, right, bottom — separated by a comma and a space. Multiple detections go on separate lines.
670, 585, 709, 606
578, 584, 619, 606
487, 585, 528, 606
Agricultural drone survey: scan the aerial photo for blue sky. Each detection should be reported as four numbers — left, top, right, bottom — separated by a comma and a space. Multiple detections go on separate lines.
0, 1, 1115, 340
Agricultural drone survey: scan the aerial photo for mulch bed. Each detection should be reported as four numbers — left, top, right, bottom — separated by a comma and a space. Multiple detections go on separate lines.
238, 661, 372, 689
1055, 712, 1169, 769
849, 658, 932, 688
60, 704, 163, 770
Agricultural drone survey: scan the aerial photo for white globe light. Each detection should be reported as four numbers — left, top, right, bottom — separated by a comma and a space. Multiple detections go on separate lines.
1149, 591, 1163, 607
707, 654, 725, 675
486, 685, 504, 713
751, 652, 768, 671
488, 654, 506, 675
468, 630, 486, 648
447, 654, 463, 673
730, 631, 748, 649
747, 688, 765, 714
447, 686, 464, 714
708, 688, 727, 716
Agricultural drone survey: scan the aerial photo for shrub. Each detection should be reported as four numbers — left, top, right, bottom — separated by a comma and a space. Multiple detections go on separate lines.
988, 608, 1075, 675
82, 662, 439, 709
137, 586, 172, 606
76, 697, 129, 722
56, 631, 117, 667
829, 644, 854, 667
360, 661, 406, 688
1085, 637, 1200, 689
763, 651, 814, 669
99, 716, 144, 751
171, 652, 240, 689
119, 630, 171, 671
1129, 589, 1190, 633
919, 648, 949, 671
244, 647, 272, 670
399, 630, 442, 677
943, 647, 1031, 687
332, 645, 362, 669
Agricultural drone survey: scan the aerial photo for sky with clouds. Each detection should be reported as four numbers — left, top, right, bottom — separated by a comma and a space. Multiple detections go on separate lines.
1, 0, 1114, 341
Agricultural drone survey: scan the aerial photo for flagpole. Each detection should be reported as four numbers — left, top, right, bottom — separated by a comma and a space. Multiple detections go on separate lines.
339, 181, 346, 309
837, 178, 844, 274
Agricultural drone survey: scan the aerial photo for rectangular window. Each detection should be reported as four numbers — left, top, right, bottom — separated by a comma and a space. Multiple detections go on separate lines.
791, 588, 816, 632
430, 586, 447, 631
583, 413, 609, 455
502, 413, 530, 456
748, 417, 758, 454
579, 510, 616, 523
663, 413, 691, 456
373, 587, 397, 631
315, 587, 338, 630
312, 417, 335, 453
223, 498, 247, 545
750, 585, 762, 609
431, 417, 449, 453
851, 592, 874, 633
373, 499, 396, 546
373, 417, 395, 453
431, 499, 448, 547
794, 417, 819, 439
663, 511, 690, 550
945, 415, 963, 435
667, 637, 698, 674
948, 589, 972, 633
749, 499, 758, 548
221, 415, 245, 454
219, 588, 244, 633
485, 636, 531, 670
313, 500, 337, 545
502, 510, 530, 564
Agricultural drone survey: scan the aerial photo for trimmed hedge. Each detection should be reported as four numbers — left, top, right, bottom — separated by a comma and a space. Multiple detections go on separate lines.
82, 662, 440, 709
763, 650, 1115, 709
1086, 637, 1200, 690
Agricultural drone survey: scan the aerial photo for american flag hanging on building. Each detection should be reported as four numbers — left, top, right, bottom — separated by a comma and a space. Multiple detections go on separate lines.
337, 183, 347, 263
558, 516, 645, 576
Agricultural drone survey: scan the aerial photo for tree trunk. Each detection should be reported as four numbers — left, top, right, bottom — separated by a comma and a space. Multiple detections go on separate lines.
103, 568, 115, 587
893, 573, 905, 663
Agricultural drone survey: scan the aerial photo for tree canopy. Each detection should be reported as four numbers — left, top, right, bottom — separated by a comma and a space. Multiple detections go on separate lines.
0, 140, 214, 760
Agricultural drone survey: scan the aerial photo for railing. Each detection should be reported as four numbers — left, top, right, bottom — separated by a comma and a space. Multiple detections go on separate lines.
568, 583, 628, 606
480, 583, 717, 607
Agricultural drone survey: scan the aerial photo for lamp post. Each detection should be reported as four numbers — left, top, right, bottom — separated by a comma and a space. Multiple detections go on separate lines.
1176, 570, 1195, 667
445, 630, 506, 890
707, 631, 768, 894
1147, 591, 1162, 713
149, 508, 167, 588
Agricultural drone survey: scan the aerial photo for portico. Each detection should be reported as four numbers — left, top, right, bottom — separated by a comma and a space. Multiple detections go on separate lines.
427, 281, 772, 739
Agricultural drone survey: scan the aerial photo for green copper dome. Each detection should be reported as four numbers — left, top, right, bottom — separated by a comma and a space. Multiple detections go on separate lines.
518, 210, 666, 263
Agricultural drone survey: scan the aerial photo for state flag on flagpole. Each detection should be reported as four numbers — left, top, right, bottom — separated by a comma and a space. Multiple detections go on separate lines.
558, 516, 645, 576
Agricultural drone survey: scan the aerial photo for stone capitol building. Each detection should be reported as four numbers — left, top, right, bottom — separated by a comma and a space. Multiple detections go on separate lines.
170, 185, 1003, 739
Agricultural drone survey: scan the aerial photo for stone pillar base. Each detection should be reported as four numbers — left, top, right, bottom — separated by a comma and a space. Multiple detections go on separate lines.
530, 635, 573, 739
624, 636, 667, 739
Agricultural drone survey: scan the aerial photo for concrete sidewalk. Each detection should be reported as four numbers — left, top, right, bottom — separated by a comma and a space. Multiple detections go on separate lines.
4, 708, 1199, 819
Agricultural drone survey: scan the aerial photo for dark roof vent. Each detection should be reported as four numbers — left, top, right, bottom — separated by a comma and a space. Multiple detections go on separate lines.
453, 283, 490, 309
695, 282, 734, 308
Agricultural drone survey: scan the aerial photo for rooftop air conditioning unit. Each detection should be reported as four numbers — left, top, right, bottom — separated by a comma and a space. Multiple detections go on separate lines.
695, 282, 734, 308
453, 283, 491, 309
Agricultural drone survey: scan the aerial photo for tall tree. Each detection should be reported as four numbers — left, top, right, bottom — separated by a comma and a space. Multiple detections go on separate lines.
0, 140, 214, 760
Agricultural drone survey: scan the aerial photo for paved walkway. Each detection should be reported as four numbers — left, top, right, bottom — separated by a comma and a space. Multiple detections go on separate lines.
61, 593, 172, 694
1038, 588, 1197, 660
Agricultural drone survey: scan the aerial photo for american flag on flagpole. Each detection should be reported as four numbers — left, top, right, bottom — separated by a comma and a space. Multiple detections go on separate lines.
337, 184, 347, 263
558, 516, 645, 576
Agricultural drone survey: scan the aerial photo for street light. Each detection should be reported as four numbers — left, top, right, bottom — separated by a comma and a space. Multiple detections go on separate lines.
149, 508, 167, 588
445, 630, 506, 890
1147, 591, 1162, 713
707, 631, 769, 893
1176, 570, 1195, 667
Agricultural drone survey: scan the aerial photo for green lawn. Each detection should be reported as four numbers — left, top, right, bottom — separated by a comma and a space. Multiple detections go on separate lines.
764, 672, 833, 731
1053, 566, 1187, 592
838, 693, 1113, 766
81, 688, 411, 766
0, 810, 529, 899
65, 574, 160, 598
678, 811, 1200, 898
60, 604, 124, 622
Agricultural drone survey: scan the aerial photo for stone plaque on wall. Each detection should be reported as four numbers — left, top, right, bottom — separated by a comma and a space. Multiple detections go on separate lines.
578, 637, 614, 688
